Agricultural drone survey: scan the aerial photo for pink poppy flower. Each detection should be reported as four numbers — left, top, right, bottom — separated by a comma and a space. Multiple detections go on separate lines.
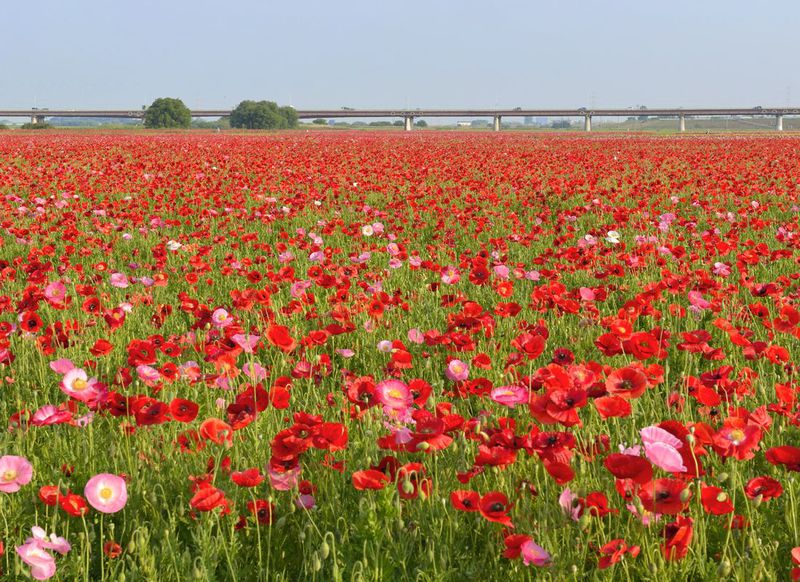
49, 359, 75, 375
687, 291, 710, 310
60, 368, 103, 403
44, 281, 67, 304
135, 365, 161, 386
490, 385, 528, 408
559, 487, 582, 521
440, 266, 460, 285
231, 334, 260, 354
0, 455, 33, 493
376, 379, 412, 411
407, 328, 424, 344
211, 308, 232, 328
640, 426, 687, 473
521, 540, 552, 567
109, 273, 130, 288
31, 405, 73, 426
268, 465, 301, 491
84, 473, 128, 513
16, 526, 70, 580
445, 359, 469, 382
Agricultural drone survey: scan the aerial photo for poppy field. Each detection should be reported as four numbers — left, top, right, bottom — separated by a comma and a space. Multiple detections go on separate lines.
2, 131, 800, 581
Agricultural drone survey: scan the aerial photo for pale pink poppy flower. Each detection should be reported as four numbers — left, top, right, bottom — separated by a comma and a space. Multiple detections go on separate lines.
231, 334, 260, 354
388, 258, 402, 269
493, 265, 510, 279
490, 385, 528, 408
211, 308, 232, 328
525, 270, 541, 281
361, 224, 374, 237
268, 464, 301, 491
371, 222, 384, 234
16, 541, 57, 580
688, 291, 710, 310
242, 362, 268, 382
49, 359, 75, 375
335, 349, 355, 358
60, 368, 103, 403
44, 282, 67, 304
579, 287, 596, 301
559, 488, 582, 521
712, 262, 731, 277
363, 319, 376, 332
179, 362, 202, 381
135, 365, 161, 386
376, 379, 412, 410
308, 251, 324, 262
445, 359, 469, 382
0, 455, 33, 493
640, 425, 687, 473
109, 273, 130, 288
440, 266, 460, 285
409, 256, 422, 267
521, 540, 552, 567
290, 280, 312, 298
407, 328, 424, 344
387, 242, 400, 256
84, 473, 128, 513
625, 503, 661, 526
377, 340, 393, 353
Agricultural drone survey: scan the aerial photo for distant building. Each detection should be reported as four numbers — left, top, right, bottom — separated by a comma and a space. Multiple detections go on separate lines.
535, 117, 548, 126
524, 116, 534, 125
456, 121, 471, 127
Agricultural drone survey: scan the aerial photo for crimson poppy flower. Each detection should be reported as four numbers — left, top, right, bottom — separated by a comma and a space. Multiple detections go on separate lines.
766, 446, 800, 471
170, 398, 199, 423
597, 538, 640, 569
246, 499, 274, 524
191, 484, 229, 513
266, 324, 297, 352
231, 468, 264, 487
638, 478, 690, 515
661, 516, 693, 561
450, 490, 480, 512
744, 476, 783, 500
605, 366, 648, 399
478, 492, 514, 527
19, 311, 43, 334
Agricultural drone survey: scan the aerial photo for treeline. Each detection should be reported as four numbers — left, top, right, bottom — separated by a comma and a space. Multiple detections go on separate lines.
143, 98, 298, 129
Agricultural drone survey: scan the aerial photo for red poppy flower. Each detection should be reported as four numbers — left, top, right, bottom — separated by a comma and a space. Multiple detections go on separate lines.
59, 492, 90, 517
170, 398, 199, 423
765, 445, 800, 471
661, 516, 693, 561
231, 468, 264, 487
638, 478, 690, 515
478, 491, 514, 527
700, 484, 733, 515
246, 499, 274, 524
605, 366, 648, 399
744, 476, 783, 501
266, 324, 297, 352
20, 311, 43, 334
199, 418, 234, 448
597, 538, 640, 569
450, 490, 480, 512
190, 484, 229, 513
352, 469, 390, 490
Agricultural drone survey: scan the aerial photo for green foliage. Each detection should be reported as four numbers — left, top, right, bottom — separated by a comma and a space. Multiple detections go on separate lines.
550, 119, 572, 129
229, 101, 298, 130
0, 123, 9, 130
144, 98, 191, 129
312, 118, 328, 125
191, 118, 231, 130
415, 119, 428, 128
21, 122, 53, 129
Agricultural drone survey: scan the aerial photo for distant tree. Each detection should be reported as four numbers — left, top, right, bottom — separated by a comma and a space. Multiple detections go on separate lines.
414, 119, 428, 128
21, 122, 53, 130
312, 118, 328, 125
637, 106, 649, 122
550, 119, 572, 129
230, 101, 298, 129
0, 123, 8, 130
392, 120, 404, 127
144, 98, 191, 128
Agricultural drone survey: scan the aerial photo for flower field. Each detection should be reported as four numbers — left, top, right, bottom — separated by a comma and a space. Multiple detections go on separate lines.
1, 131, 800, 581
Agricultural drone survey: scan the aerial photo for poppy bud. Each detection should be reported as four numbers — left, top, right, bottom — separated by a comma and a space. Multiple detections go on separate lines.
417, 442, 430, 452
716, 492, 728, 503
679, 488, 692, 503
118, 574, 126, 582
312, 553, 322, 572
717, 559, 731, 576
716, 472, 729, 484
193, 566, 204, 579
319, 541, 330, 560
751, 494, 762, 507
276, 516, 287, 528
648, 563, 658, 575
401, 480, 414, 495
578, 514, 592, 530
478, 431, 490, 442
686, 434, 696, 445
127, 539, 136, 553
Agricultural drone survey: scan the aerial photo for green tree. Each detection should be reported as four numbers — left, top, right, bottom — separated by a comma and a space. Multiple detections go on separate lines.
312, 118, 328, 125
414, 119, 427, 128
230, 101, 298, 129
144, 98, 191, 128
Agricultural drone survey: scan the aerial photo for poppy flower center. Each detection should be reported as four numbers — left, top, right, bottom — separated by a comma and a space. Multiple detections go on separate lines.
656, 490, 671, 501
489, 502, 505, 512
2, 469, 17, 481
99, 486, 114, 500
728, 429, 745, 444
72, 378, 88, 391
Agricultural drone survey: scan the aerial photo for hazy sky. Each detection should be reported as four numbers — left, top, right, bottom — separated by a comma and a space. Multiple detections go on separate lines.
3, 0, 798, 110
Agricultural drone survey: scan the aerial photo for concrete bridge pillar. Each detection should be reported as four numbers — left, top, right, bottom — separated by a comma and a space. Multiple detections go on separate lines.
30, 115, 46, 124
493, 115, 501, 132
584, 114, 592, 132
678, 113, 686, 132
404, 116, 414, 131
776, 115, 784, 131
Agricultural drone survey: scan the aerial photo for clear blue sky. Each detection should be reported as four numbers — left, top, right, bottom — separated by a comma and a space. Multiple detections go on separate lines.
3, 0, 798, 109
